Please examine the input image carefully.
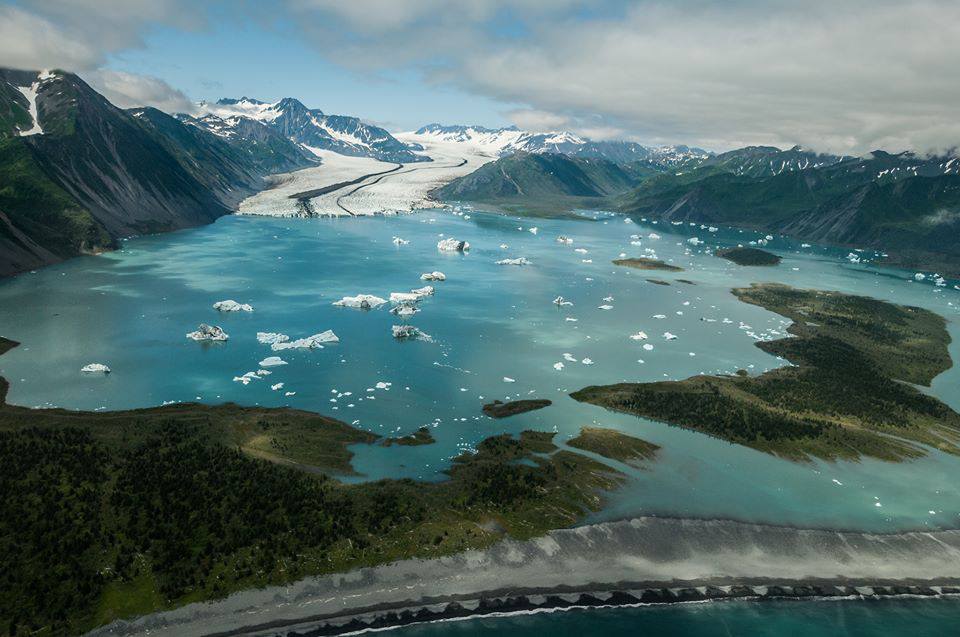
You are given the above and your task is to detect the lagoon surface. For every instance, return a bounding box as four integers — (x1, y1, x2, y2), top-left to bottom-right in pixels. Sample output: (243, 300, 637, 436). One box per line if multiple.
(2, 208, 960, 536)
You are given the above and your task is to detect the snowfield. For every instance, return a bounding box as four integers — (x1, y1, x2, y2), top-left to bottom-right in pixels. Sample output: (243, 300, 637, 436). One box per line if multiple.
(236, 134, 498, 217)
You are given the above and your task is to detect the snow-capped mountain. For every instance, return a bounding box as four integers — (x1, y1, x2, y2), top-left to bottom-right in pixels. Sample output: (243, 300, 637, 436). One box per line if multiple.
(194, 97, 427, 163)
(412, 123, 710, 167)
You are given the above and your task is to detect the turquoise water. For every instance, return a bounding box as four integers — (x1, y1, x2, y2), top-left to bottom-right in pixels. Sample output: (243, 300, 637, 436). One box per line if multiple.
(383, 599, 960, 636)
(1, 209, 959, 533)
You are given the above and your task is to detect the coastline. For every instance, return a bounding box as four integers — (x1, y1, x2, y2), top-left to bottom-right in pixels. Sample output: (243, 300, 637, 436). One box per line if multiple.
(88, 516, 960, 637)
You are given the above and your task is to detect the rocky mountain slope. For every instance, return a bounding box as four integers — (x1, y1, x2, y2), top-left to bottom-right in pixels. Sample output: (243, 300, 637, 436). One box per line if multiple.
(196, 97, 426, 163)
(434, 151, 641, 212)
(621, 149, 960, 273)
(414, 123, 708, 167)
(0, 68, 317, 277)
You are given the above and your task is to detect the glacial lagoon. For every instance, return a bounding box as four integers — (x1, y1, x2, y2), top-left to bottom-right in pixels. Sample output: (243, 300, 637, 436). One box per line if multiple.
(1, 208, 959, 534)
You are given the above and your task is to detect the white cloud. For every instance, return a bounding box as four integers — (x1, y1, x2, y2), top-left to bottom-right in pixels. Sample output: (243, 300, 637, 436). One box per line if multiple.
(86, 70, 196, 113)
(0, 6, 100, 70)
(283, 0, 960, 154)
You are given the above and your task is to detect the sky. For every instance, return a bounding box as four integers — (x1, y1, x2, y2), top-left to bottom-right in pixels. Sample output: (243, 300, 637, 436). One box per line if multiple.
(1, 0, 958, 154)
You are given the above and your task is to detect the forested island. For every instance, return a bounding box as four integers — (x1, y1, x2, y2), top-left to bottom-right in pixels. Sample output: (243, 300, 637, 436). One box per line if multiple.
(0, 338, 656, 636)
(612, 258, 684, 272)
(572, 284, 960, 462)
(716, 247, 782, 266)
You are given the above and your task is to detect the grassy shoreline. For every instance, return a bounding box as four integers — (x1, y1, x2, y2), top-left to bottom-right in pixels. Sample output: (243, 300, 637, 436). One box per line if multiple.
(572, 284, 959, 462)
(0, 338, 655, 636)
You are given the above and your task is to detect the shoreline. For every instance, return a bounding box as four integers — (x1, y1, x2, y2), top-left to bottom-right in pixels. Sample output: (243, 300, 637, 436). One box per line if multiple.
(88, 516, 960, 637)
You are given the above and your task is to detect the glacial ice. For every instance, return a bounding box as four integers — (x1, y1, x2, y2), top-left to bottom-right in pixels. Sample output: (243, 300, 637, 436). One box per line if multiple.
(556, 236, 573, 244)
(80, 363, 111, 374)
(496, 257, 531, 266)
(258, 356, 287, 367)
(553, 296, 573, 306)
(334, 294, 388, 309)
(392, 236, 409, 245)
(392, 325, 432, 341)
(270, 330, 339, 351)
(187, 324, 229, 342)
(213, 300, 254, 312)
(437, 238, 470, 252)
(420, 271, 446, 281)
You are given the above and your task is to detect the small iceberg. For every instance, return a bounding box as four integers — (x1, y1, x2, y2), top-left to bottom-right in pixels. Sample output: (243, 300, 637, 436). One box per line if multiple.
(598, 304, 613, 310)
(410, 285, 434, 297)
(503, 376, 516, 383)
(259, 331, 338, 351)
(556, 236, 573, 244)
(663, 332, 678, 340)
(390, 302, 420, 318)
(392, 325, 432, 341)
(333, 294, 387, 309)
(529, 227, 538, 234)
(553, 296, 573, 306)
(258, 356, 287, 367)
(553, 362, 565, 370)
(629, 331, 648, 341)
(213, 300, 253, 312)
(496, 257, 531, 266)
(270, 382, 284, 391)
(81, 363, 110, 374)
(420, 271, 446, 281)
(437, 237, 470, 252)
(187, 324, 229, 342)
(392, 236, 409, 245)
(581, 358, 594, 365)
(563, 353, 577, 362)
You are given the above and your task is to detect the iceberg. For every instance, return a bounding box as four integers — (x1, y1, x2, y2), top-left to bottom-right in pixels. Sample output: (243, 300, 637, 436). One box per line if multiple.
(663, 332, 678, 340)
(271, 330, 339, 351)
(556, 236, 573, 244)
(233, 371, 260, 385)
(553, 362, 565, 370)
(496, 257, 531, 266)
(390, 302, 420, 318)
(333, 294, 388, 309)
(392, 325, 432, 341)
(258, 356, 287, 367)
(271, 382, 284, 391)
(629, 331, 648, 341)
(410, 285, 435, 297)
(257, 332, 287, 345)
(392, 236, 409, 245)
(563, 353, 577, 362)
(420, 271, 446, 281)
(581, 358, 594, 365)
(390, 286, 433, 303)
(529, 227, 538, 234)
(553, 296, 573, 306)
(80, 363, 110, 374)
(503, 377, 516, 383)
(598, 304, 613, 310)
(213, 300, 253, 312)
(437, 237, 470, 252)
(187, 324, 229, 342)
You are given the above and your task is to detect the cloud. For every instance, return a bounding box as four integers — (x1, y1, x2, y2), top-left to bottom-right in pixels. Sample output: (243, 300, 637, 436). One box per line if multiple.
(0, 1, 206, 113)
(281, 0, 960, 154)
(86, 70, 196, 113)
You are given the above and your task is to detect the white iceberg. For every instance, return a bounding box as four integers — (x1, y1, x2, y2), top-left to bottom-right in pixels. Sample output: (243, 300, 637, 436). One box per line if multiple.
(392, 236, 409, 245)
(503, 376, 516, 383)
(553, 362, 565, 370)
(529, 227, 538, 234)
(258, 356, 287, 367)
(271, 330, 339, 351)
(420, 271, 446, 281)
(233, 371, 260, 385)
(563, 353, 577, 362)
(648, 233, 661, 240)
(598, 304, 613, 310)
(663, 332, 678, 340)
(257, 332, 287, 345)
(187, 324, 229, 342)
(390, 303, 420, 318)
(496, 257, 531, 266)
(213, 300, 253, 312)
(553, 296, 573, 306)
(574, 248, 588, 254)
(556, 236, 573, 244)
(629, 331, 648, 341)
(410, 285, 435, 297)
(270, 382, 284, 391)
(392, 325, 432, 341)
(80, 363, 110, 374)
(581, 358, 594, 365)
(333, 294, 388, 309)
(437, 237, 470, 252)
(390, 286, 433, 304)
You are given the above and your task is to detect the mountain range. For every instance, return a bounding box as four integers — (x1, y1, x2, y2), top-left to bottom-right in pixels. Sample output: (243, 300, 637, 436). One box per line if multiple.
(0, 68, 324, 277)
(188, 97, 426, 163)
(415, 123, 709, 167)
(2, 64, 959, 278)
(437, 144, 960, 274)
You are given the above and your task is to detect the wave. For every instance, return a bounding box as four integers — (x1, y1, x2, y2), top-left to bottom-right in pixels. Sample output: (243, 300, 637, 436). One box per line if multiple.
(88, 517, 960, 637)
